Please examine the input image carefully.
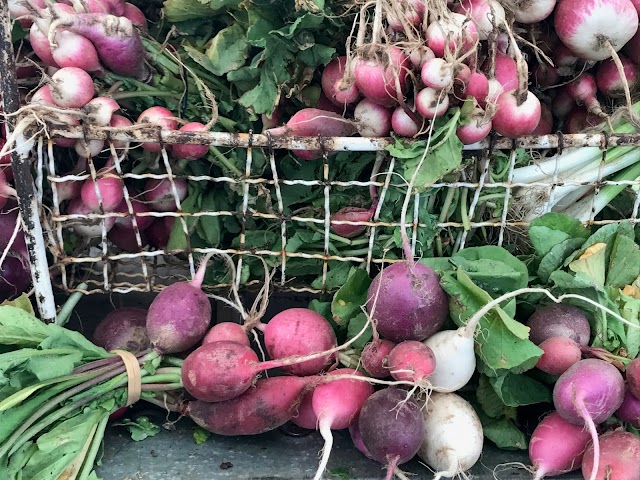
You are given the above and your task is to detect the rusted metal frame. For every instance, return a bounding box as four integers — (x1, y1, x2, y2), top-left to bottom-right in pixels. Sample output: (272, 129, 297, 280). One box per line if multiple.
(0, 5, 56, 322)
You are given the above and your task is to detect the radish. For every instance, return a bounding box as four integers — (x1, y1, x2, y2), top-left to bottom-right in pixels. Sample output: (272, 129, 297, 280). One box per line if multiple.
(315, 92, 343, 114)
(490, 52, 518, 93)
(358, 388, 425, 479)
(146, 252, 214, 354)
(423, 328, 476, 393)
(260, 307, 337, 376)
(108, 225, 148, 252)
(581, 431, 640, 480)
(535, 337, 582, 375)
(291, 391, 318, 430)
(555, 0, 638, 61)
(353, 47, 410, 107)
(109, 114, 133, 149)
(0, 254, 31, 303)
(147, 217, 174, 249)
(417, 392, 483, 479)
(409, 46, 435, 68)
(311, 369, 374, 480)
(566, 107, 602, 133)
(533, 63, 560, 88)
(349, 420, 373, 459)
(528, 411, 592, 480)
(143, 178, 188, 212)
(453, 0, 506, 40)
(353, 98, 392, 137)
(628, 358, 640, 398)
(31, 85, 55, 105)
(554, 44, 581, 76)
(421, 58, 453, 90)
(616, 389, 640, 427)
(67, 197, 116, 238)
(416, 87, 450, 119)
(0, 208, 27, 259)
(502, 0, 556, 23)
(172, 122, 210, 160)
(0, 170, 16, 210)
(75, 138, 105, 158)
(80, 176, 124, 212)
(321, 56, 360, 107)
(29, 23, 58, 67)
(462, 71, 490, 106)
(84, 97, 120, 126)
(264, 108, 357, 159)
(113, 198, 153, 231)
(185, 376, 312, 435)
(532, 103, 553, 135)
(49, 67, 95, 108)
(391, 107, 420, 137)
(596, 55, 638, 98)
(565, 73, 605, 116)
(425, 14, 479, 58)
(486, 78, 504, 104)
(203, 322, 250, 347)
(366, 261, 449, 343)
(456, 107, 492, 144)
(387, 340, 436, 384)
(492, 90, 542, 138)
(387, 4, 422, 31)
(553, 359, 626, 480)
(50, 28, 103, 73)
(49, 11, 150, 79)
(527, 304, 591, 346)
(331, 205, 375, 238)
(123, 2, 147, 31)
(361, 338, 395, 378)
(623, 30, 640, 64)
(137, 107, 178, 152)
(91, 307, 150, 353)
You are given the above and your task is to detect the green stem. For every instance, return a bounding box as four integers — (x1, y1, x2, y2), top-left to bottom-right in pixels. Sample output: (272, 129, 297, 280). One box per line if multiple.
(141, 373, 182, 384)
(438, 186, 457, 224)
(141, 383, 183, 391)
(160, 357, 185, 368)
(460, 187, 471, 231)
(56, 282, 88, 326)
(111, 90, 182, 100)
(154, 367, 182, 375)
(77, 414, 109, 480)
(209, 146, 242, 176)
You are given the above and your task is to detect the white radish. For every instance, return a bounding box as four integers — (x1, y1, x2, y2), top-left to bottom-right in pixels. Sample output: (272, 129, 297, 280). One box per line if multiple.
(417, 392, 484, 480)
(49, 67, 95, 108)
(423, 330, 476, 392)
(502, 0, 557, 24)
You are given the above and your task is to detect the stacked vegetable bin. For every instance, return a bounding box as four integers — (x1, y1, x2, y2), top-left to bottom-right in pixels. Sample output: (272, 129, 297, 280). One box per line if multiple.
(0, 0, 640, 479)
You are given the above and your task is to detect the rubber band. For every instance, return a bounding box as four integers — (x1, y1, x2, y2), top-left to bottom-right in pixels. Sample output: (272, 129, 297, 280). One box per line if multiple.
(110, 349, 142, 406)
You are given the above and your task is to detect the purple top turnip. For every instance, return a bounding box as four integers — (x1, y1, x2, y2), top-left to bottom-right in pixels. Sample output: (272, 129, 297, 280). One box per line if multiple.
(527, 304, 591, 346)
(92, 307, 150, 353)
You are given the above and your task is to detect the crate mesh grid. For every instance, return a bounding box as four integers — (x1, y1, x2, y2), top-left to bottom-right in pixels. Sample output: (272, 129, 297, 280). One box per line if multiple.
(35, 125, 640, 297)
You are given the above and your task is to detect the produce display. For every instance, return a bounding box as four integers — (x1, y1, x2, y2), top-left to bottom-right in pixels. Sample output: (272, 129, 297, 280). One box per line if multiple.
(0, 0, 640, 479)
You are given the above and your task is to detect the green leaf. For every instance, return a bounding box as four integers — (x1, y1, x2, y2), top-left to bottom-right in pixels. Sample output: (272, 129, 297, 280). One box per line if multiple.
(163, 0, 214, 22)
(477, 375, 507, 418)
(115, 416, 161, 442)
(537, 238, 587, 284)
(205, 23, 250, 75)
(569, 243, 607, 288)
(452, 246, 529, 294)
(0, 307, 51, 347)
(193, 426, 211, 445)
(331, 268, 372, 326)
(346, 313, 373, 350)
(167, 191, 202, 251)
(308, 299, 332, 323)
(488, 373, 551, 407)
(0, 294, 35, 316)
(198, 191, 221, 246)
(607, 234, 640, 289)
(27, 352, 84, 382)
(618, 292, 640, 358)
(311, 261, 352, 291)
(528, 213, 589, 258)
(478, 414, 527, 450)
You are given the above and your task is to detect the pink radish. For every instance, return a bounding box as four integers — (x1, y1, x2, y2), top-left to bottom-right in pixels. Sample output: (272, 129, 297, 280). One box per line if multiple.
(137, 106, 177, 152)
(453, 0, 506, 40)
(461, 71, 490, 106)
(533, 63, 560, 88)
(261, 308, 337, 376)
(311, 369, 374, 480)
(80, 176, 124, 212)
(421, 58, 453, 90)
(409, 46, 436, 68)
(321, 56, 360, 107)
(623, 30, 640, 64)
(596, 55, 638, 97)
(109, 114, 133, 149)
(491, 52, 518, 92)
(49, 67, 95, 108)
(123, 2, 147, 31)
(147, 252, 214, 354)
(291, 391, 318, 430)
(331, 205, 374, 238)
(387, 4, 422, 31)
(315, 92, 343, 114)
(554, 44, 580, 76)
(353, 47, 410, 107)
(387, 340, 436, 384)
(361, 338, 395, 378)
(628, 358, 640, 398)
(31, 85, 54, 105)
(67, 197, 116, 238)
(566, 107, 602, 133)
(172, 122, 210, 160)
(553, 359, 626, 480)
(29, 23, 58, 67)
(114, 198, 153, 231)
(143, 178, 188, 212)
(264, 108, 356, 160)
(108, 225, 148, 252)
(554, 0, 638, 61)
(535, 337, 582, 375)
(49, 11, 150, 79)
(50, 27, 103, 73)
(456, 107, 492, 144)
(502, 0, 556, 23)
(75, 139, 104, 158)
(552, 90, 576, 119)
(486, 78, 504, 104)
(529, 411, 592, 480)
(581, 431, 640, 480)
(391, 107, 421, 137)
(565, 73, 605, 116)
(203, 322, 250, 347)
(416, 88, 450, 119)
(492, 90, 542, 138)
(616, 389, 640, 427)
(426, 14, 479, 58)
(531, 103, 553, 135)
(353, 98, 392, 137)
(84, 97, 120, 126)
(147, 217, 174, 249)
